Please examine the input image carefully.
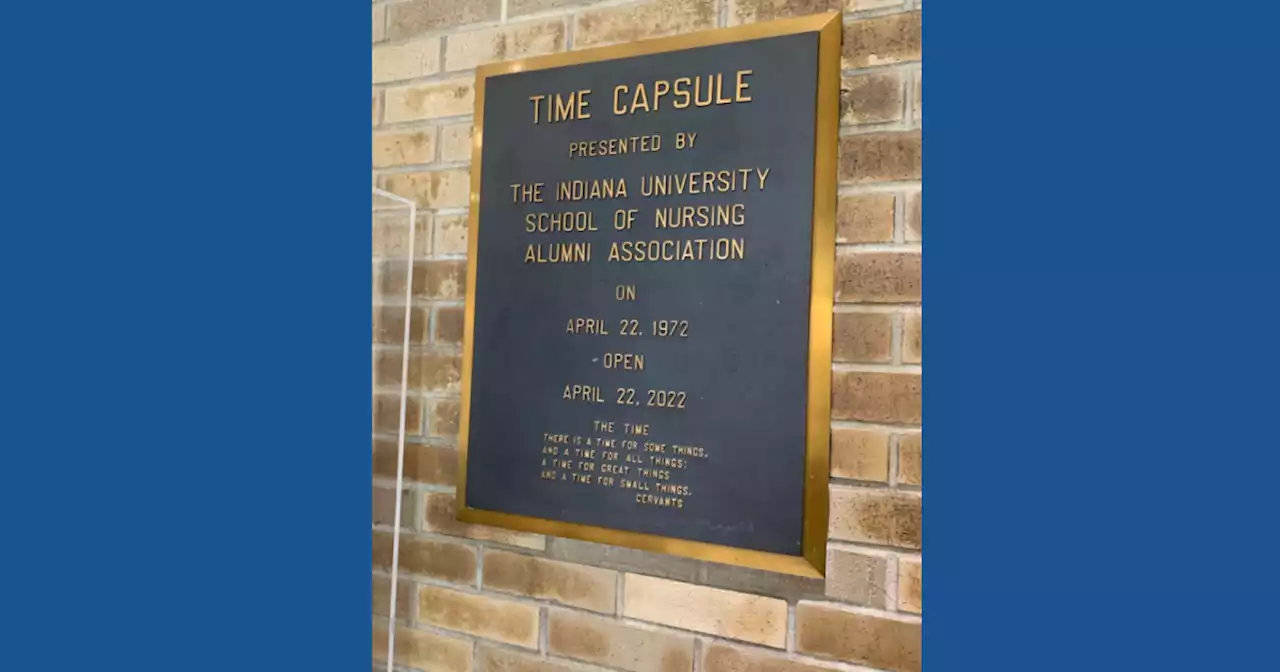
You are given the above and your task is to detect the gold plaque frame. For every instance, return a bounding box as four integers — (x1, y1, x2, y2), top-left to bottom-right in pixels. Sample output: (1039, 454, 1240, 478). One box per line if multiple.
(456, 12, 840, 578)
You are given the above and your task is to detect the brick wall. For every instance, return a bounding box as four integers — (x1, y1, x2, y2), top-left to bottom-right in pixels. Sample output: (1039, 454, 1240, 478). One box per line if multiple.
(373, 1, 922, 670)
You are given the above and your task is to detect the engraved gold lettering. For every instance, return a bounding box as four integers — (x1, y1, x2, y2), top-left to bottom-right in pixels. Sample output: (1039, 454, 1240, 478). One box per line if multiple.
(654, 482, 692, 496)
(714, 73, 731, 104)
(526, 211, 598, 233)
(629, 84, 649, 114)
(612, 85, 628, 115)
(563, 385, 604, 403)
(651, 320, 689, 338)
(639, 169, 772, 196)
(556, 178, 628, 201)
(616, 388, 637, 406)
(672, 77, 692, 108)
(510, 183, 545, 203)
(672, 444, 707, 458)
(649, 455, 687, 468)
(652, 79, 670, 110)
(554, 92, 575, 121)
(693, 75, 713, 107)
(524, 242, 592, 264)
(556, 71, 751, 122)
(636, 493, 683, 508)
(567, 318, 608, 335)
(529, 95, 545, 123)
(567, 136, 661, 159)
(603, 352, 645, 371)
(607, 238, 745, 262)
(654, 204, 745, 228)
(646, 390, 687, 409)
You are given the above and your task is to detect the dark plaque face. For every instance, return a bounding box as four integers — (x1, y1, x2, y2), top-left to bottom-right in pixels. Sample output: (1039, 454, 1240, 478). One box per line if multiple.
(459, 15, 838, 576)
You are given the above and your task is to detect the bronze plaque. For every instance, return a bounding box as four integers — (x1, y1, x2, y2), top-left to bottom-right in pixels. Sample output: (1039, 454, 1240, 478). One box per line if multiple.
(457, 14, 840, 577)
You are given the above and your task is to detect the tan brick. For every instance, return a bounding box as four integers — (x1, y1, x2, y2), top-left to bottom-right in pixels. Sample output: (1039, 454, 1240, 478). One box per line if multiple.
(372, 486, 415, 528)
(835, 193, 895, 244)
(727, 0, 841, 26)
(374, 128, 436, 168)
(434, 213, 469, 255)
(372, 212, 430, 259)
(830, 427, 889, 481)
(835, 252, 921, 303)
(403, 259, 467, 299)
(444, 20, 566, 72)
(372, 573, 413, 620)
(840, 72, 904, 126)
(418, 259, 467, 298)
(387, 0, 502, 41)
(484, 549, 617, 613)
(439, 124, 473, 163)
(373, 5, 386, 44)
(832, 312, 892, 362)
(829, 487, 921, 549)
(548, 608, 694, 672)
(544, 537, 701, 582)
(430, 399, 460, 437)
(838, 131, 921, 184)
(373, 621, 472, 672)
(700, 562, 825, 602)
(842, 11, 921, 69)
(574, 0, 717, 49)
(902, 313, 921, 363)
(702, 641, 837, 672)
(372, 350, 460, 393)
(510, 0, 597, 19)
(423, 492, 546, 550)
(476, 644, 584, 672)
(418, 584, 539, 648)
(381, 169, 471, 209)
(372, 438, 458, 486)
(845, 0, 904, 10)
(373, 91, 379, 127)
(898, 557, 922, 613)
(897, 433, 921, 486)
(420, 352, 462, 393)
(905, 191, 921, 240)
(400, 351, 458, 392)
(434, 306, 465, 345)
(372, 530, 478, 584)
(831, 371, 921, 424)
(623, 575, 787, 648)
(373, 38, 441, 84)
(825, 547, 890, 607)
(911, 68, 922, 123)
(373, 258, 404, 294)
(373, 393, 424, 435)
(384, 80, 474, 124)
(795, 602, 921, 672)
(373, 306, 427, 345)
